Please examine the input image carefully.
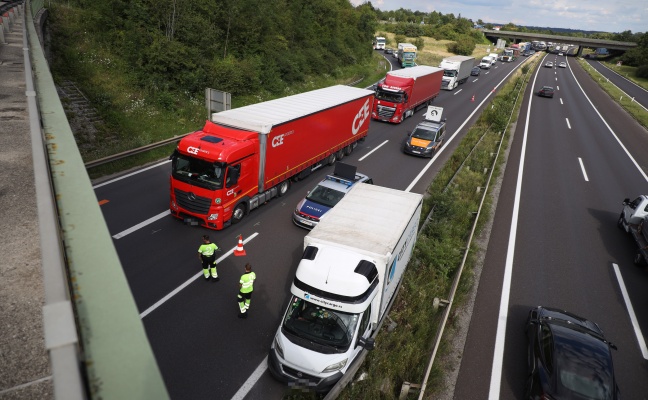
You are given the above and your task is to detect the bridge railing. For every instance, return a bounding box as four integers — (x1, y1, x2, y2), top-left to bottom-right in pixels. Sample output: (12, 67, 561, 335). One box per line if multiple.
(24, 1, 169, 398)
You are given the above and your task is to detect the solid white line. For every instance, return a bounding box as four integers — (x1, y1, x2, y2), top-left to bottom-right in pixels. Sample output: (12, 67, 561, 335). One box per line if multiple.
(140, 232, 259, 319)
(230, 356, 269, 400)
(566, 118, 571, 130)
(112, 210, 170, 239)
(358, 140, 388, 161)
(578, 157, 589, 181)
(612, 263, 648, 359)
(488, 55, 539, 400)
(454, 89, 463, 95)
(93, 160, 170, 189)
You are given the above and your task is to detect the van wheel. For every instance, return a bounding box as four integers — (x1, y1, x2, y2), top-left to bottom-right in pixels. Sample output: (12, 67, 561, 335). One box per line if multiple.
(327, 153, 337, 165)
(344, 145, 353, 156)
(231, 203, 246, 224)
(278, 180, 290, 197)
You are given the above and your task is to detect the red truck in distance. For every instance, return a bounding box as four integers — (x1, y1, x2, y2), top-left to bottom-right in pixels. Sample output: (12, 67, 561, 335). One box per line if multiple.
(169, 85, 374, 230)
(372, 65, 444, 124)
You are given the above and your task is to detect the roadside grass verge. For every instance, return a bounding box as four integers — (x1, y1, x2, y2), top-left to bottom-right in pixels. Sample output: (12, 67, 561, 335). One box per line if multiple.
(577, 58, 648, 130)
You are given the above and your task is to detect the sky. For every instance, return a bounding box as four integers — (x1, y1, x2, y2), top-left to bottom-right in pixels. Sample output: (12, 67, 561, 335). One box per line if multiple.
(350, 0, 647, 34)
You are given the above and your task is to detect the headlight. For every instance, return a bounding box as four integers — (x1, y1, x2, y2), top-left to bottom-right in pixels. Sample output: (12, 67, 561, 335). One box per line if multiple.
(274, 337, 284, 359)
(171, 201, 177, 210)
(322, 358, 348, 373)
(208, 213, 219, 221)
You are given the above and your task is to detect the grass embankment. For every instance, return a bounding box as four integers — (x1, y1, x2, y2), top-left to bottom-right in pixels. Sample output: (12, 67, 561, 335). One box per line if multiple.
(284, 54, 541, 400)
(577, 58, 648, 130)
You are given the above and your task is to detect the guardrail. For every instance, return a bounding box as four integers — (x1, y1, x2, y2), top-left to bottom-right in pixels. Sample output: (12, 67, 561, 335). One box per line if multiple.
(23, 1, 169, 398)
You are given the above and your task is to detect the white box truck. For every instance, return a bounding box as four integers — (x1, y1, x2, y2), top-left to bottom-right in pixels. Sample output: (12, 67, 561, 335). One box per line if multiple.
(439, 55, 475, 90)
(268, 183, 423, 392)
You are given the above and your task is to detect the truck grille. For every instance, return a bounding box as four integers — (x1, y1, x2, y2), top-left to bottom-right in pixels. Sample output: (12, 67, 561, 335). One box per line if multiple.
(174, 188, 211, 214)
(441, 80, 449, 88)
(376, 105, 395, 119)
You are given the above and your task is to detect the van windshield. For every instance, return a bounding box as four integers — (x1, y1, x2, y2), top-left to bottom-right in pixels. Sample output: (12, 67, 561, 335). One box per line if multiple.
(282, 296, 359, 349)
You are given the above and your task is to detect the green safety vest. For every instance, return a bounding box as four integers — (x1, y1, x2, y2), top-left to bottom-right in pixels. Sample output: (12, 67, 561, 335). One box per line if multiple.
(240, 272, 256, 293)
(198, 243, 218, 257)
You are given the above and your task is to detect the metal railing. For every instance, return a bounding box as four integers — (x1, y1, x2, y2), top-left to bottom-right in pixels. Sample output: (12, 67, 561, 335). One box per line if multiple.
(24, 1, 169, 398)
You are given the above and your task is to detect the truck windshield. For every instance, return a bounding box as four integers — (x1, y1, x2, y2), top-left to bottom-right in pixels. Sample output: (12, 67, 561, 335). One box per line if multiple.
(282, 296, 359, 349)
(443, 70, 457, 77)
(171, 153, 225, 190)
(375, 88, 404, 103)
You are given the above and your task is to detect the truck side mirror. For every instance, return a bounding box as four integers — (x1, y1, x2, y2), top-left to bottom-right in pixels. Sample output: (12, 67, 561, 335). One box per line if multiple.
(623, 198, 630, 205)
(358, 337, 375, 350)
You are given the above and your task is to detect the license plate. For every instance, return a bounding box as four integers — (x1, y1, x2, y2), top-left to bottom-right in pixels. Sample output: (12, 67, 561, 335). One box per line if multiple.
(412, 151, 420, 154)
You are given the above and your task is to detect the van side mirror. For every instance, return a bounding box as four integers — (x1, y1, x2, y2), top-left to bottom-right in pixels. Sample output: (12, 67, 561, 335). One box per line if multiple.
(358, 337, 375, 350)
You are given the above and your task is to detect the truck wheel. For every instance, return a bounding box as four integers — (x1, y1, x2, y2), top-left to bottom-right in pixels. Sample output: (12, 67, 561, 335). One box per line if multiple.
(336, 149, 345, 161)
(344, 145, 353, 156)
(617, 215, 625, 229)
(277, 180, 290, 197)
(327, 153, 337, 165)
(231, 203, 246, 225)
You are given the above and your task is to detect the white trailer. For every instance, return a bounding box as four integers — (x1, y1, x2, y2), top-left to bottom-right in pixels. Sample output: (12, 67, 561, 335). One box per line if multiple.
(268, 183, 423, 392)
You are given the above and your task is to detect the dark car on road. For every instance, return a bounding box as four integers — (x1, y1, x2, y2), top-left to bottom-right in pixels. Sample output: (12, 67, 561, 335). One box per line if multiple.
(537, 86, 554, 98)
(525, 306, 620, 400)
(470, 66, 481, 76)
(384, 48, 393, 54)
(403, 118, 446, 158)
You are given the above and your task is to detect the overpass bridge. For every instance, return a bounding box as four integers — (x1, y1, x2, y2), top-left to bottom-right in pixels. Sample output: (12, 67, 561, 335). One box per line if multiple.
(482, 29, 637, 56)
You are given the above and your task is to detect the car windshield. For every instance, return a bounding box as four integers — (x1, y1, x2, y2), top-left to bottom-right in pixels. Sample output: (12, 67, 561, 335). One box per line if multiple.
(412, 126, 437, 141)
(171, 153, 225, 190)
(306, 185, 346, 207)
(375, 88, 404, 103)
(282, 296, 359, 349)
(554, 326, 615, 400)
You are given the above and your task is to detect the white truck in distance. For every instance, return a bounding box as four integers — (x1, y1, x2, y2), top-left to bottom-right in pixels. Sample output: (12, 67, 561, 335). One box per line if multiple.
(268, 183, 423, 392)
(439, 55, 475, 90)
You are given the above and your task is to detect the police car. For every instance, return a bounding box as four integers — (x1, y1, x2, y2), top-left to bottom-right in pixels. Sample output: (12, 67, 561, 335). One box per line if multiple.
(292, 163, 373, 229)
(403, 106, 446, 158)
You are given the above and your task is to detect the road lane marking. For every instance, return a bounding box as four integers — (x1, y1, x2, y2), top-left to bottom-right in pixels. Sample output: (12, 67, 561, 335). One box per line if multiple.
(612, 263, 648, 359)
(566, 118, 571, 129)
(472, 78, 479, 83)
(560, 98, 563, 105)
(454, 89, 463, 95)
(488, 56, 540, 400)
(93, 160, 170, 189)
(112, 210, 170, 239)
(578, 158, 589, 181)
(557, 85, 560, 91)
(358, 140, 388, 161)
(140, 232, 259, 319)
(230, 356, 268, 400)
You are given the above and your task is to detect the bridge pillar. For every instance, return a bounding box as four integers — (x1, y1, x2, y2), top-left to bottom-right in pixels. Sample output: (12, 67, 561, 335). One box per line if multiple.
(577, 46, 583, 57)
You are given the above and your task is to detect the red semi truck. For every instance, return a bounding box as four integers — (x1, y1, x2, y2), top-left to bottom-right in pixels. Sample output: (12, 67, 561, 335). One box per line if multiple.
(372, 65, 444, 124)
(169, 85, 374, 230)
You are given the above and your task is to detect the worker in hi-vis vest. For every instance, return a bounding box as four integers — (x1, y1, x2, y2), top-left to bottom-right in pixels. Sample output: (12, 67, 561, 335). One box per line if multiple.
(197, 235, 219, 281)
(237, 263, 256, 318)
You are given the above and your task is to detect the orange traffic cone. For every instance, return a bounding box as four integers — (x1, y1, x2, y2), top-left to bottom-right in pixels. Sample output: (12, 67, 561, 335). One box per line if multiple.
(471, 94, 475, 102)
(234, 234, 246, 256)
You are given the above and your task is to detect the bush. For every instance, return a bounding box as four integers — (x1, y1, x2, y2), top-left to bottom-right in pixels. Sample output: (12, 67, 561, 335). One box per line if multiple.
(447, 35, 475, 56)
(637, 65, 648, 78)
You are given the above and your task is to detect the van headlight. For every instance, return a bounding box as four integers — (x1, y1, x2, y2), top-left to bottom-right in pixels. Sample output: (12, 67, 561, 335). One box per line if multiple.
(322, 358, 348, 373)
(274, 337, 284, 359)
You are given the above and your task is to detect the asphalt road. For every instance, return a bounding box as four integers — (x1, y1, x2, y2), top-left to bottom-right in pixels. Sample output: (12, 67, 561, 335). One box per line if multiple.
(585, 58, 648, 110)
(94, 53, 535, 399)
(454, 52, 648, 399)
